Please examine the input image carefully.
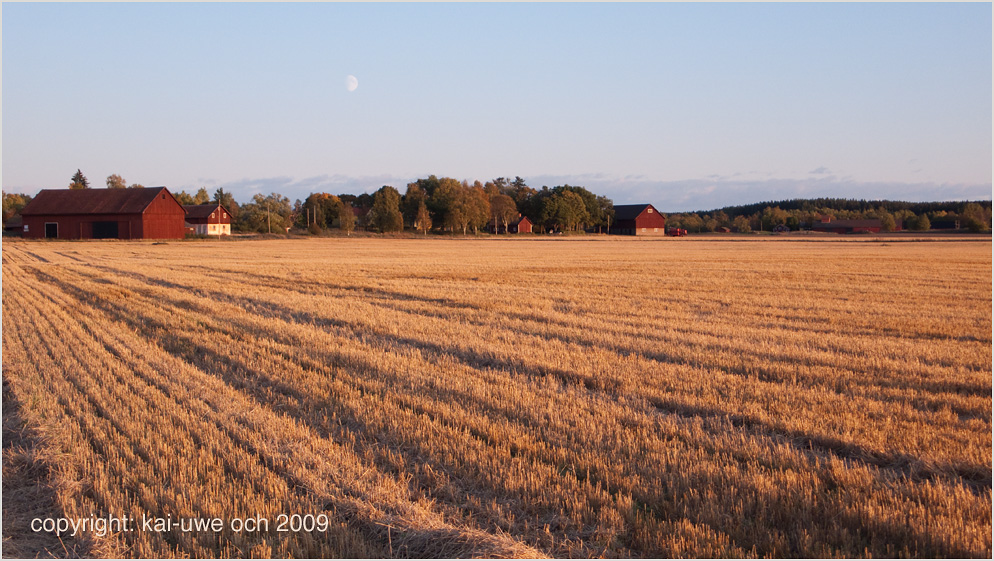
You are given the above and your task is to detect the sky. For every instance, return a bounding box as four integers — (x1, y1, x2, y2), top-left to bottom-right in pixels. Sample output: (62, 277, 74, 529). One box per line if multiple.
(3, 2, 991, 211)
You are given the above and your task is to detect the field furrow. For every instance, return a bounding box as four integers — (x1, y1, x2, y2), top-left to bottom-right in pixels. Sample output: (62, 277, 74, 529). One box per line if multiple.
(2, 238, 990, 558)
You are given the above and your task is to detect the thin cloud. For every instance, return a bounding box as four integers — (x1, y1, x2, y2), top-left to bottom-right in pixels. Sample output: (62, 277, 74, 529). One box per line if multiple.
(183, 172, 991, 213)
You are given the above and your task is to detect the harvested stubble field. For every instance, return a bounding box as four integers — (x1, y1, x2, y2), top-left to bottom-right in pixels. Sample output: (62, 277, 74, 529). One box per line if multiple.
(1, 236, 991, 559)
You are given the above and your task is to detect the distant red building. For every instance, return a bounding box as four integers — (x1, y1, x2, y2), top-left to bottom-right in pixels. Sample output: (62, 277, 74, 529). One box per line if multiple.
(489, 214, 533, 234)
(509, 215, 532, 234)
(609, 204, 666, 235)
(183, 203, 232, 236)
(19, 187, 187, 240)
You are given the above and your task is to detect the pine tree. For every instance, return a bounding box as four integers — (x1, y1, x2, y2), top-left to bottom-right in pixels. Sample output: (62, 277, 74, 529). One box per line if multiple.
(69, 169, 90, 189)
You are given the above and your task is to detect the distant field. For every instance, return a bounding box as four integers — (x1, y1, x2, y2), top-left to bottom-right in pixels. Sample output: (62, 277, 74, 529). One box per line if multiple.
(2, 237, 991, 558)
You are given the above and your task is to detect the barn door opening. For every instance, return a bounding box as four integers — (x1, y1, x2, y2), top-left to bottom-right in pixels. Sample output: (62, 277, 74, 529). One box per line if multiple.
(44, 223, 58, 238)
(92, 221, 119, 239)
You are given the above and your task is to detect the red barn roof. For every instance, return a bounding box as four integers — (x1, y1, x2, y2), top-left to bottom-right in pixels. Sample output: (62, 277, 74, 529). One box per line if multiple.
(20, 187, 183, 216)
(613, 204, 659, 221)
(182, 203, 229, 219)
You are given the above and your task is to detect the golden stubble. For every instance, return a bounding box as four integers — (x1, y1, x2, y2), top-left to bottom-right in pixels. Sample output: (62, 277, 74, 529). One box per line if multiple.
(2, 237, 990, 558)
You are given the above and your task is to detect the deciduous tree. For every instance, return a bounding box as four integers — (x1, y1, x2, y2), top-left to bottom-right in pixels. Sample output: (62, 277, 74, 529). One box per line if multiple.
(415, 200, 432, 235)
(193, 188, 210, 204)
(239, 193, 292, 233)
(2, 191, 31, 223)
(301, 193, 343, 229)
(732, 215, 751, 233)
(106, 174, 127, 189)
(174, 191, 196, 205)
(490, 194, 518, 233)
(465, 181, 491, 234)
(368, 186, 403, 233)
(908, 213, 931, 231)
(338, 201, 355, 235)
(402, 183, 427, 228)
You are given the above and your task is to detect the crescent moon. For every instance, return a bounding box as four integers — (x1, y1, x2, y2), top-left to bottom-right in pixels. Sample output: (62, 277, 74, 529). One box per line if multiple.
(345, 75, 358, 92)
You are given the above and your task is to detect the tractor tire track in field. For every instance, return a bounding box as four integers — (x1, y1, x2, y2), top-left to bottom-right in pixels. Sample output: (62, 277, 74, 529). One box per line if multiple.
(110, 260, 993, 411)
(80, 260, 991, 490)
(4, 239, 990, 558)
(25, 261, 988, 558)
(10, 264, 544, 559)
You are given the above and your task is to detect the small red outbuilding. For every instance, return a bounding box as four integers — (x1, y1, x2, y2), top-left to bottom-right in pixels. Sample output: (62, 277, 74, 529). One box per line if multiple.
(509, 215, 532, 234)
(19, 187, 187, 240)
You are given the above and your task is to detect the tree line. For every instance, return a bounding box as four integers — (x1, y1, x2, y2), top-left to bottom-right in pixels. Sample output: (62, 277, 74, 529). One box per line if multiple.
(667, 199, 992, 234)
(176, 175, 618, 236)
(1, 171, 991, 234)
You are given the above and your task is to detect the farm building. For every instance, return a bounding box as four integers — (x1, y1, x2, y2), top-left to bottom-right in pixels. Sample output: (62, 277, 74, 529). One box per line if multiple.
(19, 187, 187, 240)
(930, 219, 960, 230)
(609, 204, 666, 235)
(489, 214, 533, 234)
(509, 215, 532, 234)
(184, 203, 232, 236)
(811, 218, 903, 234)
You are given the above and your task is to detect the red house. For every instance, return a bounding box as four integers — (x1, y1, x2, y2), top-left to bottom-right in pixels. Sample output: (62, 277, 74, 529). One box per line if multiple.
(609, 204, 666, 235)
(509, 215, 532, 234)
(489, 214, 533, 234)
(19, 187, 187, 240)
(183, 203, 232, 236)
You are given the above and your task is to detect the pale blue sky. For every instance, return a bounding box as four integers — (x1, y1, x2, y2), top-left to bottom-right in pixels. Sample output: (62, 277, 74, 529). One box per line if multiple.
(3, 2, 991, 211)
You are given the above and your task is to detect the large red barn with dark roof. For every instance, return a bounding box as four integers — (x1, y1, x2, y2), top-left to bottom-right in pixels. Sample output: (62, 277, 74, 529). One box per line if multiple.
(19, 187, 187, 240)
(609, 203, 666, 235)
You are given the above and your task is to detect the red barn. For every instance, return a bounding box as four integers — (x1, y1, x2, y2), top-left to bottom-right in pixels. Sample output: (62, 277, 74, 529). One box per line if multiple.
(609, 204, 666, 235)
(19, 187, 187, 240)
(509, 215, 532, 234)
(183, 203, 232, 235)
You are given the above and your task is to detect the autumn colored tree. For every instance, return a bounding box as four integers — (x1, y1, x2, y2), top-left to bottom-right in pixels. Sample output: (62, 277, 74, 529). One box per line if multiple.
(173, 191, 196, 205)
(415, 200, 432, 235)
(490, 194, 518, 233)
(106, 174, 127, 189)
(465, 181, 491, 234)
(2, 191, 32, 223)
(732, 215, 752, 233)
(302, 193, 343, 230)
(193, 187, 211, 204)
(338, 201, 355, 235)
(961, 202, 990, 232)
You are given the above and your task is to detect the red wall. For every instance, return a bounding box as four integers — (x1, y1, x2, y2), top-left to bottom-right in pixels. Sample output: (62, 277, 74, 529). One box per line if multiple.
(22, 214, 144, 239)
(635, 208, 666, 230)
(140, 191, 187, 239)
(22, 192, 186, 240)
